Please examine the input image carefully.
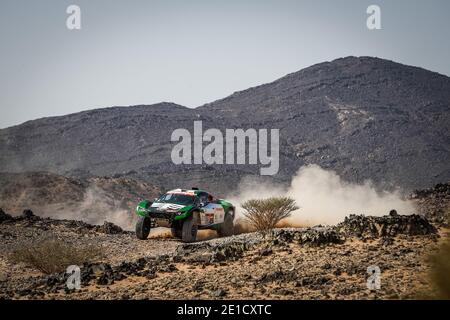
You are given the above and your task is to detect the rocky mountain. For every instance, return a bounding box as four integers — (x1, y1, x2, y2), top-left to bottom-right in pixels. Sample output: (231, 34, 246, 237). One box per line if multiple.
(1, 56, 449, 195)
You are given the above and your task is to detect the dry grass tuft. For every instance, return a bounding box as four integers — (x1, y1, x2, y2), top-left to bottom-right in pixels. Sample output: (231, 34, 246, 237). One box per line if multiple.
(427, 237, 450, 299)
(9, 240, 103, 274)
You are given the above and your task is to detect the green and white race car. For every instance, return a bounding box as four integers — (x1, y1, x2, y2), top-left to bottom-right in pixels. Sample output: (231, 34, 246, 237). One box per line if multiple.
(135, 188, 235, 242)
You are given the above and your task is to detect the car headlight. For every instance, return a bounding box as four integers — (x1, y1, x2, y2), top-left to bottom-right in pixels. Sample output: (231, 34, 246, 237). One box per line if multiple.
(136, 206, 147, 212)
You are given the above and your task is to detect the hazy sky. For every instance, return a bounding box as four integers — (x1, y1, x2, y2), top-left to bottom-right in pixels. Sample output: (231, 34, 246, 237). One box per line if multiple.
(1, 0, 449, 128)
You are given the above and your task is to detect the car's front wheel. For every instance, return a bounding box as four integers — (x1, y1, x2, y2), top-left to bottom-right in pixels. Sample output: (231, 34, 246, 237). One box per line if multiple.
(136, 216, 151, 240)
(181, 215, 198, 243)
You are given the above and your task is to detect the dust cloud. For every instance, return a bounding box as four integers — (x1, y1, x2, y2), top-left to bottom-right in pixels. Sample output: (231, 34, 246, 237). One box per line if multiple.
(39, 165, 415, 231)
(228, 165, 415, 226)
(41, 186, 137, 231)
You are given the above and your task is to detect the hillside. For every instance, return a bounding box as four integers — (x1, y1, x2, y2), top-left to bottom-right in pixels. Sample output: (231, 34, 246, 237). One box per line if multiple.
(0, 56, 449, 194)
(0, 172, 161, 229)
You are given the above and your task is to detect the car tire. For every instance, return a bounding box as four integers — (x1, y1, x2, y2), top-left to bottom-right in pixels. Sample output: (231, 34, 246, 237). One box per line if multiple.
(217, 210, 234, 237)
(136, 216, 151, 240)
(181, 215, 198, 243)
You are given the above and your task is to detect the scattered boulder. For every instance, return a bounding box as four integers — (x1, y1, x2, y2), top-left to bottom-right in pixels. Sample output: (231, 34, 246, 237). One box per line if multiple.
(412, 182, 450, 226)
(413, 182, 450, 198)
(175, 226, 348, 265)
(380, 236, 395, 246)
(96, 221, 123, 235)
(336, 214, 437, 239)
(158, 263, 177, 273)
(256, 270, 298, 284)
(211, 241, 250, 262)
(175, 238, 254, 264)
(210, 289, 227, 298)
(0, 208, 13, 223)
(21, 209, 37, 220)
(64, 220, 97, 232)
(88, 263, 112, 277)
(17, 256, 175, 295)
(258, 248, 273, 256)
(271, 227, 345, 246)
(389, 209, 398, 217)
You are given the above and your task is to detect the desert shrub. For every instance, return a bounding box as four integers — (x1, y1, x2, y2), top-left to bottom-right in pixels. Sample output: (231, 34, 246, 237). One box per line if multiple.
(241, 197, 299, 234)
(9, 240, 103, 274)
(427, 238, 450, 299)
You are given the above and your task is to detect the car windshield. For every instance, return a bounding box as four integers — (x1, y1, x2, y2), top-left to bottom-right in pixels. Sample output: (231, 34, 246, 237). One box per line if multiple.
(156, 193, 195, 205)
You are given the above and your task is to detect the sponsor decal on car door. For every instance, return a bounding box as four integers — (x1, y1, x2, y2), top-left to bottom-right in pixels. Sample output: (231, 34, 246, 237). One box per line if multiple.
(201, 203, 225, 225)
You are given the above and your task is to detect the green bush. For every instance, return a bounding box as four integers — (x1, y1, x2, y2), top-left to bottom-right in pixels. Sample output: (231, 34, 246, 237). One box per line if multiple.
(241, 197, 299, 234)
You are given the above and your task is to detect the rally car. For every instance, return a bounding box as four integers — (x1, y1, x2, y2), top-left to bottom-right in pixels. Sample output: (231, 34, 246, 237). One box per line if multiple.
(135, 188, 235, 242)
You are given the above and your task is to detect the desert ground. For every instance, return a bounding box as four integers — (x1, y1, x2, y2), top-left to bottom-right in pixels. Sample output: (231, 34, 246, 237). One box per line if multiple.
(0, 207, 446, 300)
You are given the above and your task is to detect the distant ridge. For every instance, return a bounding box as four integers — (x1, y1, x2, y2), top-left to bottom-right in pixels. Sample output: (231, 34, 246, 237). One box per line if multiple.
(1, 56, 449, 195)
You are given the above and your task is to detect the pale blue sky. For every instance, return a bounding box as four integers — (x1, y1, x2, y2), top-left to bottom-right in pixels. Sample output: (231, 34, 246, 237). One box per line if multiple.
(0, 0, 449, 128)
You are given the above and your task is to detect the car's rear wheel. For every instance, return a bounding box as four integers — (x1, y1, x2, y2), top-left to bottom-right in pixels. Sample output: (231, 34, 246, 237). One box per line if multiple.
(181, 215, 198, 243)
(171, 227, 182, 238)
(136, 216, 151, 240)
(217, 210, 234, 237)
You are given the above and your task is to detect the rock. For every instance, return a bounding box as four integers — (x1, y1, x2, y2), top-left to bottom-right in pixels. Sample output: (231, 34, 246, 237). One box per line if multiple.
(192, 281, 204, 292)
(336, 214, 437, 238)
(210, 289, 227, 298)
(257, 270, 298, 284)
(0, 273, 8, 282)
(298, 227, 345, 246)
(259, 248, 273, 256)
(143, 270, 157, 280)
(175, 237, 254, 263)
(380, 237, 395, 246)
(271, 227, 345, 246)
(96, 273, 114, 286)
(22, 209, 37, 220)
(0, 209, 13, 223)
(274, 288, 293, 296)
(389, 210, 398, 217)
(413, 182, 450, 226)
(89, 263, 112, 277)
(116, 260, 146, 275)
(96, 221, 123, 234)
(114, 273, 126, 281)
(158, 264, 177, 273)
(211, 241, 250, 262)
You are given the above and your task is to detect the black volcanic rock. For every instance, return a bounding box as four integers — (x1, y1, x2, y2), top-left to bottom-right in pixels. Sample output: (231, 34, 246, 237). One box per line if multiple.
(0, 208, 13, 223)
(22, 209, 36, 219)
(413, 182, 450, 225)
(0, 57, 449, 194)
(336, 214, 437, 238)
(271, 227, 345, 246)
(95, 221, 124, 235)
